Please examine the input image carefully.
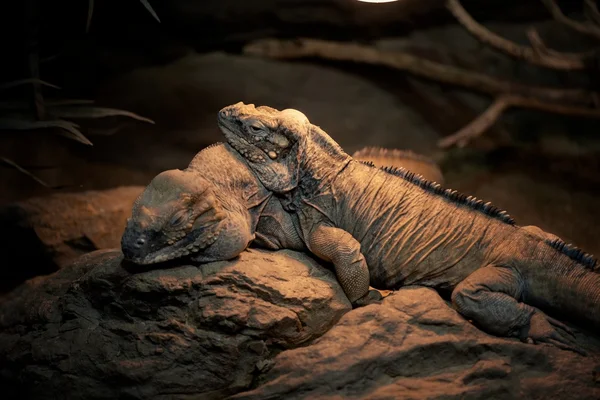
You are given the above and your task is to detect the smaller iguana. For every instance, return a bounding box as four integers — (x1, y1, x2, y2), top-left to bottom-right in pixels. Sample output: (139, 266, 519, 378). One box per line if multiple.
(218, 102, 599, 354)
(121, 142, 438, 264)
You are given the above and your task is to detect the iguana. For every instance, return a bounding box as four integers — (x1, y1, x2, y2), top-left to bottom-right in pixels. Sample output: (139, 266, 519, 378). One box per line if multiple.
(121, 141, 439, 264)
(121, 142, 303, 265)
(218, 101, 599, 354)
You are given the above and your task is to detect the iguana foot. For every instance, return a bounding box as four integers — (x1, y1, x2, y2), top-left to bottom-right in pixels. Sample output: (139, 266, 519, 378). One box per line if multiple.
(521, 312, 587, 356)
(352, 289, 383, 308)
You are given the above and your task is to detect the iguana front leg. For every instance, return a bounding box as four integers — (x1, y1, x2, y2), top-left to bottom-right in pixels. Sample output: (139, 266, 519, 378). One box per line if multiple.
(306, 225, 382, 307)
(451, 265, 585, 354)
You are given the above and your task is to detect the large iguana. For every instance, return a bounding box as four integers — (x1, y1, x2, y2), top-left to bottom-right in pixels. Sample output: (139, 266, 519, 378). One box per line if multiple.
(217, 102, 599, 354)
(121, 141, 438, 264)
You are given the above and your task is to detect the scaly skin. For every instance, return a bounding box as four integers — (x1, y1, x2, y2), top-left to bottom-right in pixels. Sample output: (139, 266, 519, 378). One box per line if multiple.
(218, 102, 600, 354)
(121, 141, 437, 264)
(121, 142, 305, 265)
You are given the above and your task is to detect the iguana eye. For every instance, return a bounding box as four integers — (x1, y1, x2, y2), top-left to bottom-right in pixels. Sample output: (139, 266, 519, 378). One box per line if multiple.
(249, 124, 264, 133)
(169, 210, 188, 227)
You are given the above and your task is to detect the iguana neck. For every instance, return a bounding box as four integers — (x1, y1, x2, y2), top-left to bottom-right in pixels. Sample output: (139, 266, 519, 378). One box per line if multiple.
(297, 125, 352, 194)
(187, 142, 272, 230)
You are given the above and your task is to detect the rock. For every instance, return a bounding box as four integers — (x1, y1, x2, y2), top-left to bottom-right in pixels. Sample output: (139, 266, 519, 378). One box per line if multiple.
(233, 287, 600, 400)
(0, 248, 350, 399)
(0, 186, 143, 292)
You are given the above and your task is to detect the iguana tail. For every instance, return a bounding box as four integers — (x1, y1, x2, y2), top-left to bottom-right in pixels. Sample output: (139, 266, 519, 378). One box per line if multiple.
(523, 238, 600, 330)
(352, 147, 444, 184)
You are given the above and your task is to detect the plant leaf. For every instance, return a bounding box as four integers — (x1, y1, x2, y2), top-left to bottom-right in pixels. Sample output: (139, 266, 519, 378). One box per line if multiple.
(46, 99, 95, 106)
(86, 0, 94, 33)
(0, 118, 93, 145)
(0, 156, 52, 187)
(139, 0, 161, 23)
(0, 79, 61, 90)
(0, 99, 94, 110)
(49, 106, 155, 124)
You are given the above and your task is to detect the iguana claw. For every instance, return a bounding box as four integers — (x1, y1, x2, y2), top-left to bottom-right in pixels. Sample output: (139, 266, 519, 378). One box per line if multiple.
(523, 312, 587, 356)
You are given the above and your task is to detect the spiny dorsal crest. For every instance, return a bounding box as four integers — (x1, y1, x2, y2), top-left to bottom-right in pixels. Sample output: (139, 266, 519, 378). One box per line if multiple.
(545, 238, 597, 270)
(378, 165, 516, 225)
(353, 147, 438, 166)
(359, 160, 376, 167)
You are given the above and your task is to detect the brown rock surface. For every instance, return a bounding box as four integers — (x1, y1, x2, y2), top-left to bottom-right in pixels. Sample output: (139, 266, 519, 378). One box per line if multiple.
(0, 248, 350, 399)
(233, 287, 600, 400)
(0, 187, 143, 291)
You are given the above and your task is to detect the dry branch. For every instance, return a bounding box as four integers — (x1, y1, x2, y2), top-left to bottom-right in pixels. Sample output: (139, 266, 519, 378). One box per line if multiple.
(525, 27, 599, 65)
(541, 0, 600, 40)
(244, 37, 600, 149)
(438, 95, 600, 148)
(584, 0, 600, 26)
(244, 38, 597, 105)
(446, 0, 594, 70)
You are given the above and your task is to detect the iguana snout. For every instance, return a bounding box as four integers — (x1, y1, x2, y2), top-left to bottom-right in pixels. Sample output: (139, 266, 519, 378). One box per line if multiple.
(217, 102, 307, 193)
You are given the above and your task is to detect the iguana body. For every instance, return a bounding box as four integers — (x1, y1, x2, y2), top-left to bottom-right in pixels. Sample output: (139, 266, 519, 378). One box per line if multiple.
(121, 142, 437, 264)
(218, 102, 599, 353)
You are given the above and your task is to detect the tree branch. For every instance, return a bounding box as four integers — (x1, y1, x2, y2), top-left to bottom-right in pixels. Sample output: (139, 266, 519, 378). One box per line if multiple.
(541, 0, 600, 40)
(243, 38, 598, 104)
(438, 95, 600, 148)
(584, 0, 600, 27)
(525, 27, 596, 60)
(446, 0, 594, 70)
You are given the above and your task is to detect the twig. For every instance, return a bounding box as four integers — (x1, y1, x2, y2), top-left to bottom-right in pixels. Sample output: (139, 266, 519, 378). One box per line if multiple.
(584, 0, 600, 27)
(243, 38, 598, 104)
(526, 28, 592, 59)
(446, 0, 593, 70)
(438, 95, 600, 148)
(541, 0, 600, 41)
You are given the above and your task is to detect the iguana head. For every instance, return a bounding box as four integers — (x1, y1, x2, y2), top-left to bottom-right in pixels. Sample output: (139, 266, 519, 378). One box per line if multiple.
(217, 102, 309, 193)
(121, 169, 230, 264)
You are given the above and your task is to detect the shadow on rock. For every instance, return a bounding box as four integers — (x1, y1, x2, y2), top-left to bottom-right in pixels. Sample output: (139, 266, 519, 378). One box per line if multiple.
(0, 248, 350, 399)
(233, 287, 600, 400)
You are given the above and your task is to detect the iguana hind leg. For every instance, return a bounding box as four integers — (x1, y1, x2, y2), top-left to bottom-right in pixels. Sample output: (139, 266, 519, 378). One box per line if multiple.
(451, 265, 585, 355)
(306, 225, 382, 307)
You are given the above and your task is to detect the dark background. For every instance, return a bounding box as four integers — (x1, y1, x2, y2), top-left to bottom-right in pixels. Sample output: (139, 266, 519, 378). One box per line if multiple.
(1, 0, 599, 254)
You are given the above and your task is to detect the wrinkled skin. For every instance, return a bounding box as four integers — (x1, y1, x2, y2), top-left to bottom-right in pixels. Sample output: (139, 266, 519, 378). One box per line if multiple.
(122, 142, 313, 266)
(218, 102, 599, 355)
(121, 169, 254, 264)
(121, 139, 442, 269)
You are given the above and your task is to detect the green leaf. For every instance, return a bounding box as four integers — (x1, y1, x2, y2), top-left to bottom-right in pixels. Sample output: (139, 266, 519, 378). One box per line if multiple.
(0, 118, 93, 145)
(0, 156, 52, 187)
(139, 0, 161, 23)
(49, 106, 155, 124)
(0, 79, 61, 90)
